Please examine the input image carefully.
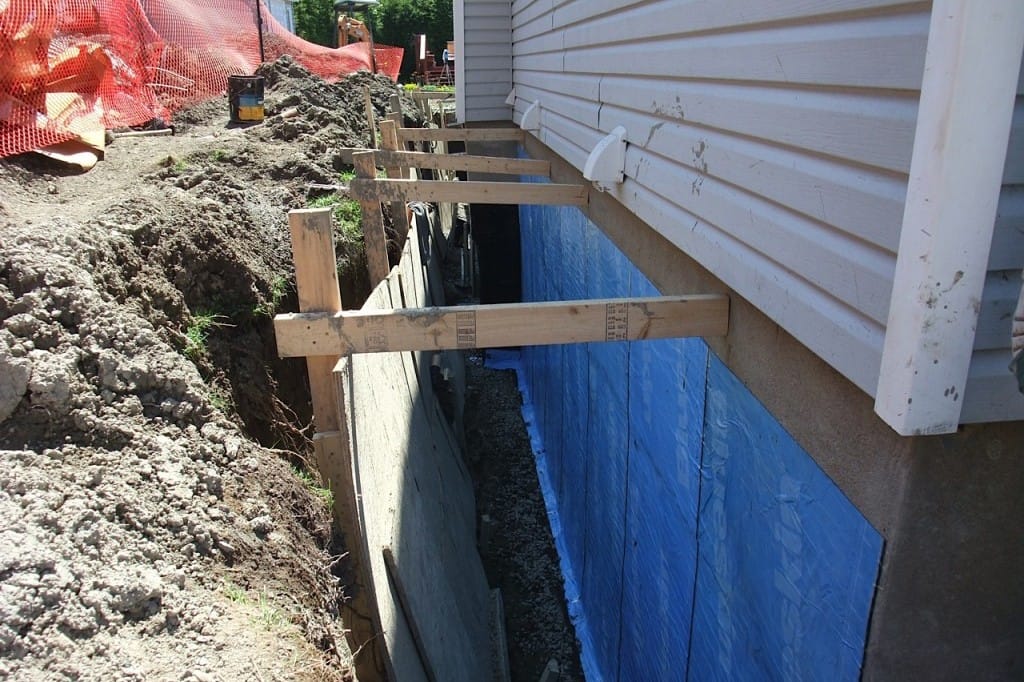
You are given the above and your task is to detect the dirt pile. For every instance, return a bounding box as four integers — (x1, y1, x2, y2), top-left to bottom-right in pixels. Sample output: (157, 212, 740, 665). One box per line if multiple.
(0, 58, 419, 681)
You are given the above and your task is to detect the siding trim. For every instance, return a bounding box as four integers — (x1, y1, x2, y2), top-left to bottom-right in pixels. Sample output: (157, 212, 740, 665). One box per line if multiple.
(875, 0, 1024, 435)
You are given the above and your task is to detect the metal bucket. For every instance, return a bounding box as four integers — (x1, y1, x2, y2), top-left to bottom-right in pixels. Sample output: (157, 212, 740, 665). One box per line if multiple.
(228, 75, 264, 123)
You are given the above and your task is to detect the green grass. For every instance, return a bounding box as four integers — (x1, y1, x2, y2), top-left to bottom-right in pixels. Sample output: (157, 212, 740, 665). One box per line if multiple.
(293, 466, 334, 510)
(253, 275, 289, 318)
(222, 582, 287, 632)
(209, 148, 229, 162)
(255, 592, 286, 631)
(184, 310, 226, 361)
(307, 191, 363, 243)
(223, 580, 249, 604)
(172, 157, 188, 173)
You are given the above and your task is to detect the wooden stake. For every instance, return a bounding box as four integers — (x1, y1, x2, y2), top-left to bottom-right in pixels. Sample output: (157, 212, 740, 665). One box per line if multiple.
(274, 295, 730, 357)
(363, 87, 377, 149)
(379, 119, 410, 236)
(349, 178, 587, 206)
(352, 151, 392, 285)
(287, 208, 385, 679)
(359, 150, 549, 176)
(397, 127, 525, 144)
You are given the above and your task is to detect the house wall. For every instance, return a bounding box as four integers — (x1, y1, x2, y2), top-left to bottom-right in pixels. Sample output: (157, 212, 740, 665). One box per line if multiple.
(504, 136, 1024, 680)
(455, 0, 512, 122)
(500, 0, 1024, 424)
(515, 182, 882, 680)
(265, 0, 294, 33)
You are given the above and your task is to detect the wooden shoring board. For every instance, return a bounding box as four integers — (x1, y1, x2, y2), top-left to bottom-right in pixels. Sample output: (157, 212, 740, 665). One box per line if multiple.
(349, 178, 587, 206)
(275, 295, 730, 357)
(287, 208, 386, 679)
(379, 119, 411, 236)
(397, 127, 525, 144)
(363, 86, 377, 149)
(352, 151, 392, 286)
(363, 150, 550, 176)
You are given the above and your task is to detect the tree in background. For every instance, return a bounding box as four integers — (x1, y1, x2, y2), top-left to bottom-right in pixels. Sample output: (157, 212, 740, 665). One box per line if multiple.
(293, 0, 335, 48)
(368, 0, 453, 79)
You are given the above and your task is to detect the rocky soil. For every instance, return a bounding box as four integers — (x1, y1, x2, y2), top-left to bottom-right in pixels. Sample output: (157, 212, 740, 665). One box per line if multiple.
(0, 57, 421, 682)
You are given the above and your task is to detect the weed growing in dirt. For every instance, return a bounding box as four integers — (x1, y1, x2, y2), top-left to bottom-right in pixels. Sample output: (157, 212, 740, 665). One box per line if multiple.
(209, 148, 229, 162)
(222, 582, 287, 632)
(208, 386, 234, 414)
(307, 193, 363, 243)
(184, 310, 225, 361)
(253, 275, 289, 318)
(293, 466, 334, 510)
(172, 157, 188, 173)
(256, 592, 286, 631)
(223, 580, 249, 604)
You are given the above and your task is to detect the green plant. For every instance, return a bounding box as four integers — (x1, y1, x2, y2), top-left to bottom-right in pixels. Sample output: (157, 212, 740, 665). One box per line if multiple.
(307, 193, 363, 243)
(209, 148, 229, 162)
(172, 157, 188, 173)
(292, 0, 335, 47)
(255, 592, 286, 631)
(183, 310, 225, 361)
(223, 580, 249, 604)
(293, 466, 334, 510)
(253, 275, 289, 318)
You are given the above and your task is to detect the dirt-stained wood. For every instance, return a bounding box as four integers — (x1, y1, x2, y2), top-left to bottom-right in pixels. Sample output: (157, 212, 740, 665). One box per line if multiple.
(275, 295, 730, 357)
(349, 178, 587, 206)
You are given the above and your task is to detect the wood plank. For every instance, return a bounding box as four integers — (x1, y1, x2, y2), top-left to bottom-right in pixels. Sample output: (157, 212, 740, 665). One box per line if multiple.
(352, 152, 392, 286)
(274, 295, 730, 357)
(398, 127, 525, 143)
(367, 150, 550, 176)
(379, 119, 411, 236)
(349, 178, 587, 206)
(382, 547, 439, 682)
(286, 208, 385, 679)
(289, 208, 344, 433)
(363, 87, 377, 149)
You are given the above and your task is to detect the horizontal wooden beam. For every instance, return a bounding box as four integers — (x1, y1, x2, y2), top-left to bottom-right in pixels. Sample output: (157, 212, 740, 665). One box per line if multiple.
(349, 178, 587, 205)
(366, 150, 550, 176)
(409, 91, 455, 100)
(397, 128, 525, 143)
(274, 295, 729, 357)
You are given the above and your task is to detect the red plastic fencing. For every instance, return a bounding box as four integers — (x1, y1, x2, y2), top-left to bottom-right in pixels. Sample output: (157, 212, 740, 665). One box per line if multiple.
(0, 0, 403, 158)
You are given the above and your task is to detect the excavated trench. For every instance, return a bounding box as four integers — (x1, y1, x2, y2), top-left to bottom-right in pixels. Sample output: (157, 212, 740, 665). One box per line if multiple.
(0, 56, 580, 680)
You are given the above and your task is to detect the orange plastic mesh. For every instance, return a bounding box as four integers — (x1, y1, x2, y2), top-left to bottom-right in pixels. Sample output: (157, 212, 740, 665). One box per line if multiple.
(0, 0, 403, 158)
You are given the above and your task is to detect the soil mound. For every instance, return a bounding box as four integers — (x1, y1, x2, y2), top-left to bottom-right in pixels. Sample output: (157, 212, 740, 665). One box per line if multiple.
(0, 57, 420, 681)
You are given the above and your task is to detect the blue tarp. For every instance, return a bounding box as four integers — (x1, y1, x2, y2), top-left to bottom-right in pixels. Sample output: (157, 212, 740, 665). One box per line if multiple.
(513, 174, 883, 681)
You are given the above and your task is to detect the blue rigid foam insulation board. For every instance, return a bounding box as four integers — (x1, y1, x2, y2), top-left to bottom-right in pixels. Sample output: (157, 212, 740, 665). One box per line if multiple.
(515, 168, 882, 682)
(688, 355, 883, 682)
(618, 278, 709, 681)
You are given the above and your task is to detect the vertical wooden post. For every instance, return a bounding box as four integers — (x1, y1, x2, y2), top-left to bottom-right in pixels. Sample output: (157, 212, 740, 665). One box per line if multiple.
(288, 207, 385, 679)
(388, 93, 402, 121)
(363, 86, 377, 149)
(379, 119, 411, 237)
(352, 151, 392, 285)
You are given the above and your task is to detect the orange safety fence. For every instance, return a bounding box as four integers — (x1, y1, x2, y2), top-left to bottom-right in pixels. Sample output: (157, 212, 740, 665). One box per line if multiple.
(0, 0, 403, 158)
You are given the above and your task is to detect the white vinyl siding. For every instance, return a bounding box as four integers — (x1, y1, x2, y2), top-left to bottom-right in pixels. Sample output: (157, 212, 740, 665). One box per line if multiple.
(457, 0, 513, 122)
(500, 0, 1024, 423)
(511, 0, 927, 399)
(967, 80, 1024, 423)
